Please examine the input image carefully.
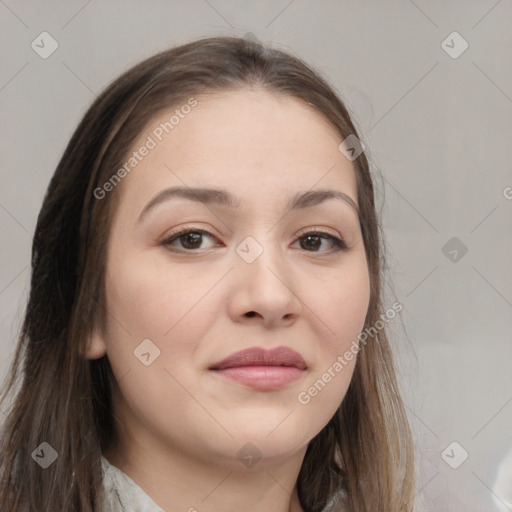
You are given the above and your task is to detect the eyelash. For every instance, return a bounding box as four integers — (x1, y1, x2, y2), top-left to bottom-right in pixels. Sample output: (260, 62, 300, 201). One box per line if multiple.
(160, 226, 348, 254)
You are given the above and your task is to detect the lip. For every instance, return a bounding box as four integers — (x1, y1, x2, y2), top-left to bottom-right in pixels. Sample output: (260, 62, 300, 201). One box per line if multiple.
(209, 346, 307, 371)
(208, 346, 307, 391)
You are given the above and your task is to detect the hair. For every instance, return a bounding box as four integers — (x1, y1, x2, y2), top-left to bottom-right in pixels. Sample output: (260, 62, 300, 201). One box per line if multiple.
(0, 35, 415, 511)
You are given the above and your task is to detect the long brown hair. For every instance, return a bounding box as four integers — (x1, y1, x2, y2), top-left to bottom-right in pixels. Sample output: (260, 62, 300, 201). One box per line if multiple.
(0, 35, 415, 511)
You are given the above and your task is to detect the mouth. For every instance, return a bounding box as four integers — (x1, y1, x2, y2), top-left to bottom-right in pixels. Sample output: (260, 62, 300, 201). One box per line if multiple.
(208, 346, 307, 391)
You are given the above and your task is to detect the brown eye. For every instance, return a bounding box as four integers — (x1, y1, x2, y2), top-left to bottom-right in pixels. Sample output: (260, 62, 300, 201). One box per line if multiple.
(161, 229, 217, 252)
(178, 232, 203, 250)
(300, 234, 322, 251)
(296, 232, 347, 252)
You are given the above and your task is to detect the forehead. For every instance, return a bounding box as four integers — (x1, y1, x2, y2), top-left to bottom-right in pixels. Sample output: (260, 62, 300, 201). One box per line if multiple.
(116, 88, 357, 210)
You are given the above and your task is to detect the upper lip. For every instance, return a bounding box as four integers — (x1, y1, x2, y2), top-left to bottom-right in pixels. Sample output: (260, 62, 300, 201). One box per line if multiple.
(209, 346, 307, 371)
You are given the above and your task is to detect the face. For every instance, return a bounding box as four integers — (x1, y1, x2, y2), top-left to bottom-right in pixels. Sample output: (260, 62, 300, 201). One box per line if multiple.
(86, 88, 370, 469)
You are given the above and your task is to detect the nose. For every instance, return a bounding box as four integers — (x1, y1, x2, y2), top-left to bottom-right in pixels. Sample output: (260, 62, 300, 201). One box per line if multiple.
(226, 238, 303, 329)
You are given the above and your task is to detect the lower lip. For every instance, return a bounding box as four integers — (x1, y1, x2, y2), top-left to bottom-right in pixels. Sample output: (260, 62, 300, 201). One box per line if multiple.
(210, 366, 305, 390)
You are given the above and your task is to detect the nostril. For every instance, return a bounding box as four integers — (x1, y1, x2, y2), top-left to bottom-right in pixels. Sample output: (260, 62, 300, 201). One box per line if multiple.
(246, 311, 256, 317)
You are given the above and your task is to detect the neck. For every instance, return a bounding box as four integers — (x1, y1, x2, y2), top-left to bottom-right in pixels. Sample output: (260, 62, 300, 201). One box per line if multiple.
(104, 434, 307, 512)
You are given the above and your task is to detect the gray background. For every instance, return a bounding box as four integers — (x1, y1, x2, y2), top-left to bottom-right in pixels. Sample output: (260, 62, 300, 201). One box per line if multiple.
(1, 1, 511, 511)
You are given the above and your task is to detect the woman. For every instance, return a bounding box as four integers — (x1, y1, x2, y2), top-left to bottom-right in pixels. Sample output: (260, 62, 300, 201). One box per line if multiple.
(0, 35, 415, 511)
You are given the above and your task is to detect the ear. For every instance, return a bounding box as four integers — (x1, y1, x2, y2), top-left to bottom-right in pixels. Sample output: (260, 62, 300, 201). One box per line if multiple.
(83, 328, 107, 359)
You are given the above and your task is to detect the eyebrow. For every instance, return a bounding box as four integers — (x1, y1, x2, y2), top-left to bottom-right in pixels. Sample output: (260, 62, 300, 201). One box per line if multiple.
(138, 186, 359, 222)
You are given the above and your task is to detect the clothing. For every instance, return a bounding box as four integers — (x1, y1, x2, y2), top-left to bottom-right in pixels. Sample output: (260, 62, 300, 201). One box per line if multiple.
(101, 456, 166, 512)
(101, 456, 348, 512)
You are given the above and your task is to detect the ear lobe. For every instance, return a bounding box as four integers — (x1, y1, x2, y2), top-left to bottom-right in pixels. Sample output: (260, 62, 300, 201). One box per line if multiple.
(83, 329, 107, 359)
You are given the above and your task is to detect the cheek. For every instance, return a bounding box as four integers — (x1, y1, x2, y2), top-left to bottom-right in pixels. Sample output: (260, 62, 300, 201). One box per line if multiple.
(100, 252, 221, 432)
(101, 249, 222, 376)
(296, 254, 370, 417)
(105, 250, 209, 333)
(314, 254, 371, 348)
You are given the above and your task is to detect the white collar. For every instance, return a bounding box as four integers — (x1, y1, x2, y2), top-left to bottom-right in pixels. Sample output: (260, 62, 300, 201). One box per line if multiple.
(101, 456, 166, 512)
(100, 455, 348, 511)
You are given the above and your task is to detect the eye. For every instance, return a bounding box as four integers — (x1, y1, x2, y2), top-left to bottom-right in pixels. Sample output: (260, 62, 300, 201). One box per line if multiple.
(160, 227, 348, 254)
(293, 230, 348, 253)
(161, 228, 219, 252)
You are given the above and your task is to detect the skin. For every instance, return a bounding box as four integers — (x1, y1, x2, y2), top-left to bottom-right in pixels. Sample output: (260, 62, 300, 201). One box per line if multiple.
(86, 88, 370, 512)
